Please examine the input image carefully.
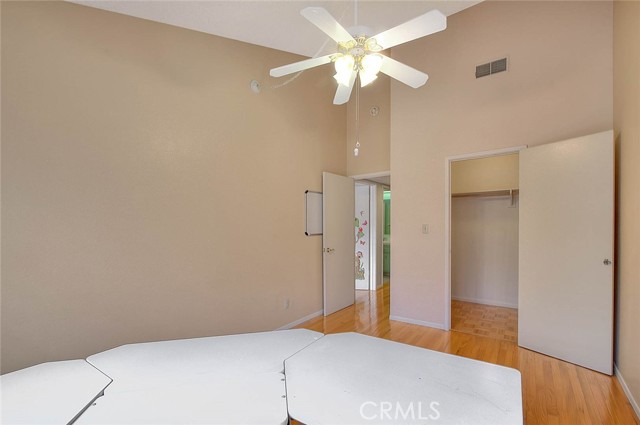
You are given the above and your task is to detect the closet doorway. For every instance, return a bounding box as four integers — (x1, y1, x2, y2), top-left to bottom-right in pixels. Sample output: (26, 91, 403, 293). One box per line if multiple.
(445, 148, 523, 342)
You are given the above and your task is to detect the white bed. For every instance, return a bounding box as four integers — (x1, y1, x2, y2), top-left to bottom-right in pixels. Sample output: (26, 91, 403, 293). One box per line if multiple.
(77, 329, 322, 424)
(0, 360, 111, 425)
(285, 332, 523, 424)
(1, 330, 522, 425)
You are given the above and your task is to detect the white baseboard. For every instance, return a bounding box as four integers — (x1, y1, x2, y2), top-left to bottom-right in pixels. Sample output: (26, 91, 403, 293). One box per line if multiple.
(276, 310, 323, 330)
(452, 295, 518, 309)
(389, 315, 446, 330)
(614, 363, 640, 419)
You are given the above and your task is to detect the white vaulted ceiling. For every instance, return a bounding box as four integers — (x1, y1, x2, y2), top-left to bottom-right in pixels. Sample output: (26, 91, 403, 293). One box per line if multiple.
(69, 1, 481, 57)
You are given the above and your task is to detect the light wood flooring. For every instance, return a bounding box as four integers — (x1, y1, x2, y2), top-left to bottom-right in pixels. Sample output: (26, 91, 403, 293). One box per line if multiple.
(297, 284, 639, 425)
(451, 299, 518, 342)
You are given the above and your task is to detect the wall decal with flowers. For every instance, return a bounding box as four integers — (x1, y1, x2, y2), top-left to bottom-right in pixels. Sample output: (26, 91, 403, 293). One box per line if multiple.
(355, 186, 371, 287)
(354, 212, 369, 281)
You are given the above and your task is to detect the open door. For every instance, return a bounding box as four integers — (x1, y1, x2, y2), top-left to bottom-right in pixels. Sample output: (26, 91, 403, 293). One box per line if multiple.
(519, 130, 614, 374)
(323, 172, 355, 316)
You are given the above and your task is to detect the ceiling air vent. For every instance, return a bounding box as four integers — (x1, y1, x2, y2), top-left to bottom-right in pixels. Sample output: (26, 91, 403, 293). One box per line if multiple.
(476, 57, 508, 79)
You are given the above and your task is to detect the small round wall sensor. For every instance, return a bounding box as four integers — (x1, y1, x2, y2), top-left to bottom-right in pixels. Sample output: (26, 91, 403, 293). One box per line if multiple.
(369, 106, 380, 117)
(250, 80, 261, 94)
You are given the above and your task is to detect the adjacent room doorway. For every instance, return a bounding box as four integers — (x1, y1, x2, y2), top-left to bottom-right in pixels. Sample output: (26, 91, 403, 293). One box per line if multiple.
(353, 173, 390, 293)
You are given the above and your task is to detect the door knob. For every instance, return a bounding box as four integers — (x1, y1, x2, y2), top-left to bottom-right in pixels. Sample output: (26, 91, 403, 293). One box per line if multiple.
(603, 259, 612, 265)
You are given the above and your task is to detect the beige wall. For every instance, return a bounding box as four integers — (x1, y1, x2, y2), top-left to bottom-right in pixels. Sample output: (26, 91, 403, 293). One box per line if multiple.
(451, 153, 519, 194)
(1, 1, 346, 373)
(347, 76, 391, 177)
(389, 1, 613, 327)
(613, 0, 640, 412)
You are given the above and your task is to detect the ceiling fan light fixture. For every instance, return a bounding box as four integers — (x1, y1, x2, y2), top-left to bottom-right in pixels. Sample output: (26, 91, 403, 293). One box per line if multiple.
(359, 54, 383, 87)
(365, 38, 383, 52)
(362, 54, 383, 73)
(334, 54, 356, 87)
(334, 54, 355, 72)
(270, 7, 447, 104)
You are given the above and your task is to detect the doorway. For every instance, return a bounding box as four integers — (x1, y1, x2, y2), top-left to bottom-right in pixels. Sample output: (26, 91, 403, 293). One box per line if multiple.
(444, 147, 525, 335)
(353, 173, 390, 293)
(450, 154, 519, 341)
(322, 171, 388, 318)
(355, 182, 373, 290)
(383, 189, 391, 285)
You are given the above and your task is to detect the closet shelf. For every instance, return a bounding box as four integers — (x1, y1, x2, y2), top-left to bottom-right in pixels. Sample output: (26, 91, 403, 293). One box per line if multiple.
(452, 189, 519, 198)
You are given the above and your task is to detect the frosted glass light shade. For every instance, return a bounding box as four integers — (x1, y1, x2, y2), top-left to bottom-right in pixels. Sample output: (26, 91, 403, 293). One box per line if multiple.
(334, 55, 355, 86)
(359, 54, 384, 87)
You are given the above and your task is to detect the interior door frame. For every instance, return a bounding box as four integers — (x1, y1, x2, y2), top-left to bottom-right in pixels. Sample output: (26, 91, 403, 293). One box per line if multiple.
(352, 171, 390, 291)
(354, 182, 374, 291)
(444, 146, 526, 331)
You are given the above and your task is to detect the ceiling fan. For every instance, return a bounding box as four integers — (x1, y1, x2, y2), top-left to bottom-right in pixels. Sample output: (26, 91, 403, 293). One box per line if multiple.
(270, 7, 447, 105)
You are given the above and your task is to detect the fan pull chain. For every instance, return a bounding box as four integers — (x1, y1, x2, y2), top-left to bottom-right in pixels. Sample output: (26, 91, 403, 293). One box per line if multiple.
(354, 81, 360, 156)
(354, 0, 359, 27)
(353, 0, 361, 156)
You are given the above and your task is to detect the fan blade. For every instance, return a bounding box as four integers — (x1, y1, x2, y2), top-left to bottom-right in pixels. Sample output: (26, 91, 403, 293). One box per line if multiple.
(372, 10, 446, 50)
(333, 70, 357, 105)
(379, 56, 429, 88)
(301, 7, 355, 44)
(270, 54, 334, 78)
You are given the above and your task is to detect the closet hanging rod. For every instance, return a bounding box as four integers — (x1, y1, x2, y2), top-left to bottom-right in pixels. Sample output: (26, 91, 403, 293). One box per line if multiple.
(451, 189, 519, 198)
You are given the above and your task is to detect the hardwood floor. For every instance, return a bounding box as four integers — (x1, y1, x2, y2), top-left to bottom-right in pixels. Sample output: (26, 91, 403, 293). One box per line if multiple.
(296, 284, 639, 425)
(451, 299, 518, 342)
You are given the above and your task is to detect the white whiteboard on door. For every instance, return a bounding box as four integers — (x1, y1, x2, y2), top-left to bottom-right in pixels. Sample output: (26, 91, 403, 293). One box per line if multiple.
(305, 190, 322, 236)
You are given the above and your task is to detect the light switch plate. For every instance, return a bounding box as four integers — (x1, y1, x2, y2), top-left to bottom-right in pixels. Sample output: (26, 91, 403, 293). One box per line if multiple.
(422, 224, 429, 234)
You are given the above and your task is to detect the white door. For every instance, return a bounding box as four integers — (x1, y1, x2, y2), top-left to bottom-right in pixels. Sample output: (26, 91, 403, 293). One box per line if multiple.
(519, 130, 614, 375)
(323, 172, 355, 316)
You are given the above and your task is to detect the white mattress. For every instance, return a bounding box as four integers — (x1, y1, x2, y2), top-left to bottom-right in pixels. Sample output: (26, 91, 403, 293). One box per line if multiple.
(0, 360, 112, 425)
(76, 329, 322, 424)
(285, 332, 523, 424)
(2, 330, 523, 425)
(75, 372, 288, 425)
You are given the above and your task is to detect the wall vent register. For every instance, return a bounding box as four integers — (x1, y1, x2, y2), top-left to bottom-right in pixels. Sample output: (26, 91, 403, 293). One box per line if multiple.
(476, 57, 508, 78)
